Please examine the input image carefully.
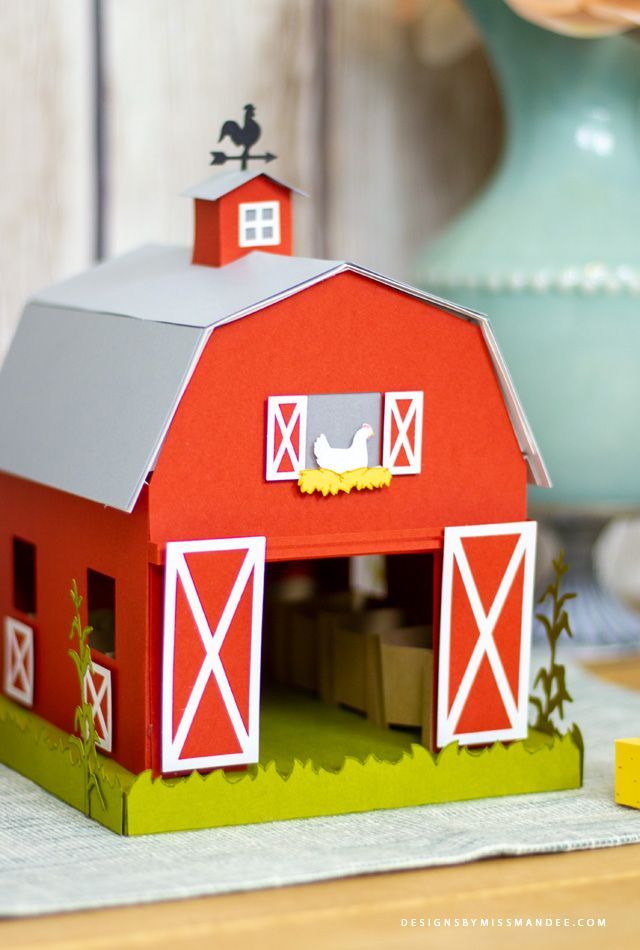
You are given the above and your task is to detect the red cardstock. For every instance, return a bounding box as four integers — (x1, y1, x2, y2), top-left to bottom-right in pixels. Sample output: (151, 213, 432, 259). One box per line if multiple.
(192, 176, 293, 267)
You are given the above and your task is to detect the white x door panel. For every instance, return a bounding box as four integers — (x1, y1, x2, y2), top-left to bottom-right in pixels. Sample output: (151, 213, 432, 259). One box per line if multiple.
(437, 521, 536, 747)
(162, 536, 266, 774)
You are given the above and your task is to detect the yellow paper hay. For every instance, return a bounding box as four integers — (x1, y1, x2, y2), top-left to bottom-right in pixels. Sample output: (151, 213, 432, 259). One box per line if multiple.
(298, 466, 392, 497)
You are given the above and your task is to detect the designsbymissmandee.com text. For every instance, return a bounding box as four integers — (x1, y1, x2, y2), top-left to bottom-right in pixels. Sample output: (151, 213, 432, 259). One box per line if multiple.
(400, 917, 606, 929)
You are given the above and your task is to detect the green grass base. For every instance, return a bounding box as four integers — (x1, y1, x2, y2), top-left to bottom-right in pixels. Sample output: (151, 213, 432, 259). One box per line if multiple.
(258, 686, 416, 774)
(0, 693, 130, 833)
(0, 690, 583, 836)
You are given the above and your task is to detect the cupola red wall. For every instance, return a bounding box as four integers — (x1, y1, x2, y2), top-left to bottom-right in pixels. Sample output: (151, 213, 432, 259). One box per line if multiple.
(192, 175, 293, 267)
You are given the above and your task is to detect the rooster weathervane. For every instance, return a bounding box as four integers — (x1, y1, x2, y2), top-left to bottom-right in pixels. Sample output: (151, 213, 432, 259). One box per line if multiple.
(210, 104, 277, 171)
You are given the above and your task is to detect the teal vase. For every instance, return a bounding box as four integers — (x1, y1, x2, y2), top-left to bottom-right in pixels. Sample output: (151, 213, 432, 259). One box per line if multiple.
(416, 0, 640, 509)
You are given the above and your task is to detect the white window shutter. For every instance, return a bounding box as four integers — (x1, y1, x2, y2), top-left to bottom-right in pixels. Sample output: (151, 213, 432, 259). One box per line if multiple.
(382, 391, 423, 474)
(83, 662, 113, 752)
(3, 617, 34, 706)
(266, 395, 308, 481)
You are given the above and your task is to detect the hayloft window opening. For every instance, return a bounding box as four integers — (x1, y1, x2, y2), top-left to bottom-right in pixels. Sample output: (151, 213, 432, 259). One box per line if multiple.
(87, 569, 116, 658)
(12, 537, 37, 615)
(239, 201, 281, 247)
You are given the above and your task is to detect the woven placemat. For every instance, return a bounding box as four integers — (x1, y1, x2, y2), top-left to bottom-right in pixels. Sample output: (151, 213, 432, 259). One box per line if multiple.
(1, 663, 640, 918)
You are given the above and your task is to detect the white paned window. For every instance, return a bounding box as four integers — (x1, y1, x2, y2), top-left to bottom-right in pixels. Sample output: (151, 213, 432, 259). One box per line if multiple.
(239, 202, 281, 247)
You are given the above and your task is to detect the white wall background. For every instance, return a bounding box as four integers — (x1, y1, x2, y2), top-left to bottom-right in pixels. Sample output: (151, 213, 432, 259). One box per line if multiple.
(0, 0, 502, 358)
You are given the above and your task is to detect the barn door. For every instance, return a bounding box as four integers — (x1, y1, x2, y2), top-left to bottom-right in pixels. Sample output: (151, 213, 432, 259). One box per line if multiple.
(161, 536, 266, 774)
(436, 521, 537, 748)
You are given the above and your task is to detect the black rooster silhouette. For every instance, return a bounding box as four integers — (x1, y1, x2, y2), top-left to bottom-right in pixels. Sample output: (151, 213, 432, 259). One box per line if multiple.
(219, 104, 261, 152)
(211, 105, 276, 170)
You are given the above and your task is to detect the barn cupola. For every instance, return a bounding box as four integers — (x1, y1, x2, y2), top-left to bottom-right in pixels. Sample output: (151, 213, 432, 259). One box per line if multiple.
(183, 108, 305, 267)
(183, 170, 306, 267)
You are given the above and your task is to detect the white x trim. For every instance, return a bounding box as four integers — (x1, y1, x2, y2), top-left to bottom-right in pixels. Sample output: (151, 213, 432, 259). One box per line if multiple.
(266, 395, 308, 481)
(3, 617, 34, 707)
(437, 521, 537, 747)
(162, 536, 266, 774)
(83, 661, 112, 752)
(382, 391, 423, 474)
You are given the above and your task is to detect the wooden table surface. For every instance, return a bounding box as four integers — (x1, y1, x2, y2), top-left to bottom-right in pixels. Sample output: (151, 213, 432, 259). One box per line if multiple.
(2, 659, 639, 950)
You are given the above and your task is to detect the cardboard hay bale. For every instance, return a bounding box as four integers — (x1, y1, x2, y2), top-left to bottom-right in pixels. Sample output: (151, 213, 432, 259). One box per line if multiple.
(327, 622, 434, 748)
(317, 607, 405, 704)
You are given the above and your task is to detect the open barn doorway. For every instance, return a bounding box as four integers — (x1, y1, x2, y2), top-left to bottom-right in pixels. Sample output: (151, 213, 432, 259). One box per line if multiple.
(259, 552, 437, 777)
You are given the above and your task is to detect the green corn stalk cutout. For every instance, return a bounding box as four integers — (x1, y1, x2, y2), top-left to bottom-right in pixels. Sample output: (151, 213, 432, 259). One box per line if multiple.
(68, 579, 106, 815)
(530, 550, 576, 736)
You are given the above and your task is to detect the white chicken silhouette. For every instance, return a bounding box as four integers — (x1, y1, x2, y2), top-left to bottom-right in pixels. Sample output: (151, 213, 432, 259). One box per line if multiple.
(313, 423, 374, 474)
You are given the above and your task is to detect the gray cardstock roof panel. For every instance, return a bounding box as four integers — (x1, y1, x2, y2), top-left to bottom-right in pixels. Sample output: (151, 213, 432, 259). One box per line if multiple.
(0, 303, 205, 511)
(182, 169, 308, 201)
(31, 246, 340, 330)
(0, 246, 550, 511)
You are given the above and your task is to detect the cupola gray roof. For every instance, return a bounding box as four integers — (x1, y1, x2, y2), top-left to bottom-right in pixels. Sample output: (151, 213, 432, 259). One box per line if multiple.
(182, 169, 307, 202)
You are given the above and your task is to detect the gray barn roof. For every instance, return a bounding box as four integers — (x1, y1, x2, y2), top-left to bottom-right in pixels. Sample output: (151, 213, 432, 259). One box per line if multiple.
(29, 245, 339, 329)
(0, 246, 550, 512)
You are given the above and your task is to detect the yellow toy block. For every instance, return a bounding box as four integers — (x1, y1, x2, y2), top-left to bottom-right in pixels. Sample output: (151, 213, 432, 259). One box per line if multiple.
(615, 738, 640, 809)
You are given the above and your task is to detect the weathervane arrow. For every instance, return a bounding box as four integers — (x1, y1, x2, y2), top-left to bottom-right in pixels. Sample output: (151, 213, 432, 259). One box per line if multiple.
(210, 150, 277, 167)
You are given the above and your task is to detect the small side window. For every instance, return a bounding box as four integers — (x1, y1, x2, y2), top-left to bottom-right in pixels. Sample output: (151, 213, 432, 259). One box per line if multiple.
(87, 569, 116, 658)
(13, 538, 36, 615)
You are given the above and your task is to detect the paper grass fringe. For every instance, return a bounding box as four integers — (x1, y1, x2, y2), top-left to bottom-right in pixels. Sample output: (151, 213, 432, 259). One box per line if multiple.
(0, 693, 582, 835)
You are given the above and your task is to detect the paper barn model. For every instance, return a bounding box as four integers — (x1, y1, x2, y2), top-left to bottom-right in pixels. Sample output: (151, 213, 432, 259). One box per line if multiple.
(0, 130, 583, 834)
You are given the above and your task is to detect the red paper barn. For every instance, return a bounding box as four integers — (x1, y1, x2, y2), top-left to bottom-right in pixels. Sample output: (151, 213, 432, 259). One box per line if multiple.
(0, 170, 549, 776)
